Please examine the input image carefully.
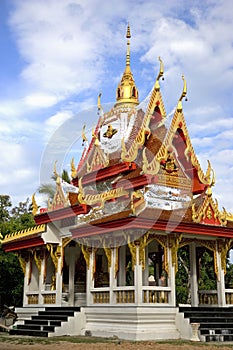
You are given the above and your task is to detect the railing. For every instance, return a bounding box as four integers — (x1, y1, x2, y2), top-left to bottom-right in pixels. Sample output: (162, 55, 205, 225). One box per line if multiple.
(114, 287, 135, 303)
(142, 286, 170, 304)
(225, 289, 233, 304)
(42, 291, 56, 304)
(27, 293, 39, 304)
(92, 288, 110, 304)
(198, 290, 218, 305)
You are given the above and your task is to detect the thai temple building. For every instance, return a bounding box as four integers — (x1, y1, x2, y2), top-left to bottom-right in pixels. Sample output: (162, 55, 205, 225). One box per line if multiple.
(2, 25, 233, 342)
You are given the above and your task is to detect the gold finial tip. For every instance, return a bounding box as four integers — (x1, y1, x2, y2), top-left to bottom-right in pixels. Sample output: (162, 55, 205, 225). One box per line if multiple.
(126, 23, 131, 38)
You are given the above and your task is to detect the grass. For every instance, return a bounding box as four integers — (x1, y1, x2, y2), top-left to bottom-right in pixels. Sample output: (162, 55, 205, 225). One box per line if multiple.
(1, 333, 233, 347)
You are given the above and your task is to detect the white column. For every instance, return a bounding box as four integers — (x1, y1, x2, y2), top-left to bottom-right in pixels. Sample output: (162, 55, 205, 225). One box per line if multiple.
(216, 249, 226, 306)
(167, 245, 176, 306)
(23, 259, 30, 306)
(55, 245, 63, 306)
(109, 248, 115, 304)
(68, 246, 76, 306)
(118, 245, 126, 286)
(134, 245, 142, 304)
(142, 245, 149, 286)
(190, 243, 199, 307)
(86, 248, 95, 306)
(38, 253, 46, 305)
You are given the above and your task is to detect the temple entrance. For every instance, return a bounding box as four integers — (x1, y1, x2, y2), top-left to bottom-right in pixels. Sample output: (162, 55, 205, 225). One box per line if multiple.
(63, 242, 86, 306)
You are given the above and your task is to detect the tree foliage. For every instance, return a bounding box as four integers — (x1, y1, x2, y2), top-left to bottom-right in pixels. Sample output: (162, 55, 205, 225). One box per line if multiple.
(0, 195, 35, 310)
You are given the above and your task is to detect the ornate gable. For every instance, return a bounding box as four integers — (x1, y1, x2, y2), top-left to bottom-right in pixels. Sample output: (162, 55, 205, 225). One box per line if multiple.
(121, 58, 166, 163)
(142, 76, 212, 195)
(192, 188, 227, 226)
(48, 177, 69, 211)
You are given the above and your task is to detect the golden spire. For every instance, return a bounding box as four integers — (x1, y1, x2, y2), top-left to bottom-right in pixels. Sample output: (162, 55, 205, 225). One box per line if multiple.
(177, 74, 187, 112)
(115, 23, 139, 107)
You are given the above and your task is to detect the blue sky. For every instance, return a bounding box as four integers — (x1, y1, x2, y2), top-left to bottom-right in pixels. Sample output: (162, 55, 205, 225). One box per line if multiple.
(0, 0, 233, 213)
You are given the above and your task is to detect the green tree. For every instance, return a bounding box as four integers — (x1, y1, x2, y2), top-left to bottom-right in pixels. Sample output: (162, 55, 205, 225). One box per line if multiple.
(0, 195, 35, 310)
(176, 245, 190, 305)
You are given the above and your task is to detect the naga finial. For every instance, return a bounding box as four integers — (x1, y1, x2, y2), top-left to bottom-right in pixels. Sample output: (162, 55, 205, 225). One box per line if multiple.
(32, 193, 38, 216)
(82, 124, 88, 145)
(155, 56, 164, 89)
(97, 92, 102, 110)
(70, 157, 77, 179)
(177, 74, 187, 112)
(53, 160, 59, 179)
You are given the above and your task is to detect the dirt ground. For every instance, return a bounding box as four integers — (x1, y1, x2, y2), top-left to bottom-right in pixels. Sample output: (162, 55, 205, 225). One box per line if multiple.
(1, 335, 233, 350)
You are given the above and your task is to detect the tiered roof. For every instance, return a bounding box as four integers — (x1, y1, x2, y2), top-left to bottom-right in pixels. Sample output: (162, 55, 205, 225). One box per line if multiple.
(2, 25, 233, 251)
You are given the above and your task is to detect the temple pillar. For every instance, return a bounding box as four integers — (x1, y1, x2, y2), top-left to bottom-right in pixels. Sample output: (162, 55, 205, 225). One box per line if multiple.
(142, 245, 149, 286)
(23, 258, 30, 306)
(190, 243, 199, 307)
(167, 244, 176, 306)
(38, 252, 46, 305)
(68, 246, 76, 306)
(134, 244, 142, 304)
(109, 248, 116, 304)
(86, 247, 95, 306)
(55, 245, 63, 306)
(118, 245, 126, 286)
(216, 248, 226, 306)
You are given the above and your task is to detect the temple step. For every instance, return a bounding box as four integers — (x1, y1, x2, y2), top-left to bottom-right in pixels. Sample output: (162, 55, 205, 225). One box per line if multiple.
(179, 306, 233, 342)
(9, 306, 81, 337)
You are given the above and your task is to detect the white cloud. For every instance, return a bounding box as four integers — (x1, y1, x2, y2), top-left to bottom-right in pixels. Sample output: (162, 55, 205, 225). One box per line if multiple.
(24, 93, 59, 108)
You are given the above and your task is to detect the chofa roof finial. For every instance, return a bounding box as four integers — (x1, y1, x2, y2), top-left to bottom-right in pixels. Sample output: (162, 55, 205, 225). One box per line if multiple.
(177, 74, 187, 112)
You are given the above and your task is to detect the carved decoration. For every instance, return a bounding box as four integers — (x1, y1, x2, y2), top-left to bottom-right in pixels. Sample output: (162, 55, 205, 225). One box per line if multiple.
(103, 124, 118, 138)
(131, 190, 145, 215)
(192, 190, 227, 226)
(218, 239, 233, 275)
(127, 232, 150, 270)
(153, 234, 169, 276)
(168, 234, 183, 273)
(16, 253, 27, 276)
(46, 244, 61, 273)
(2, 224, 46, 244)
(87, 144, 109, 173)
(103, 244, 112, 272)
(78, 177, 128, 209)
(49, 177, 69, 212)
(81, 245, 91, 269)
(33, 250, 42, 274)
(152, 108, 212, 187)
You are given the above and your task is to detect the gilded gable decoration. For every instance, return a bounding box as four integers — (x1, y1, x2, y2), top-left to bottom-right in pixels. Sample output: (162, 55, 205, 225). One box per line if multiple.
(48, 176, 70, 212)
(192, 188, 227, 226)
(86, 143, 109, 173)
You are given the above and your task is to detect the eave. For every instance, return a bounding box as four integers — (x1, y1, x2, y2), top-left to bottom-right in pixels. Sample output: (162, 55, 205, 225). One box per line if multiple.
(70, 216, 233, 239)
(34, 203, 89, 225)
(73, 162, 137, 186)
(3, 236, 44, 252)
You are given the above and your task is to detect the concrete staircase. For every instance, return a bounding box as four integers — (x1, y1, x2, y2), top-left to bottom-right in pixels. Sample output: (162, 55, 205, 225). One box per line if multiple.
(10, 307, 82, 337)
(179, 306, 233, 342)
